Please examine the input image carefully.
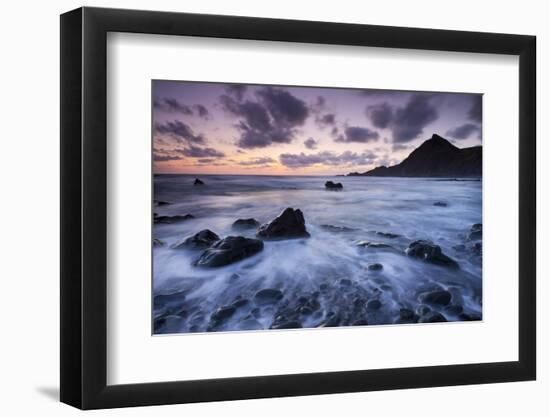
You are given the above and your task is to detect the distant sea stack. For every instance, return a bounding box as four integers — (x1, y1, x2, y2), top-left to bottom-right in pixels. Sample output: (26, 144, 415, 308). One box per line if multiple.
(348, 134, 482, 178)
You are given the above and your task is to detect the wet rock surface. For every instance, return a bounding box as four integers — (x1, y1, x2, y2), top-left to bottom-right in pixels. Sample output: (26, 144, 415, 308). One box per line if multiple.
(232, 218, 260, 229)
(325, 181, 343, 190)
(194, 236, 264, 267)
(257, 208, 310, 240)
(406, 240, 459, 269)
(173, 229, 220, 249)
(154, 214, 195, 224)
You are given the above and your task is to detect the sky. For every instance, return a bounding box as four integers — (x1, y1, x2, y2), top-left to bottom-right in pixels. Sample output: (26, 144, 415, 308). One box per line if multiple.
(152, 80, 482, 175)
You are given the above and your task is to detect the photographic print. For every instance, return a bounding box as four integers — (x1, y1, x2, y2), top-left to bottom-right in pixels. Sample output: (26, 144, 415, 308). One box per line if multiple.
(152, 80, 482, 335)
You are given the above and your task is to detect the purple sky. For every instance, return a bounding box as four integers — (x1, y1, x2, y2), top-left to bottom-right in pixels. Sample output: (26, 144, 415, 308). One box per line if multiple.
(153, 80, 482, 175)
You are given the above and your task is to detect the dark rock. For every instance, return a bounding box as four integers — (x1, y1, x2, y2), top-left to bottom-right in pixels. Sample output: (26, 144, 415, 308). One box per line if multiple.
(321, 313, 341, 327)
(380, 284, 392, 291)
(472, 242, 482, 256)
(367, 299, 382, 310)
(433, 201, 448, 207)
(325, 181, 343, 190)
(368, 263, 383, 271)
(339, 278, 352, 286)
(298, 306, 313, 315)
(416, 304, 431, 316)
(232, 218, 260, 229)
(194, 236, 264, 267)
(357, 241, 393, 249)
(406, 240, 459, 268)
(375, 231, 401, 239)
(153, 238, 165, 247)
(173, 229, 220, 249)
(154, 315, 181, 333)
(320, 224, 357, 233)
(154, 214, 195, 224)
(271, 320, 302, 330)
(232, 299, 250, 309)
(194, 178, 205, 186)
(418, 312, 447, 323)
(468, 223, 482, 241)
(257, 207, 310, 240)
(453, 244, 466, 252)
(210, 305, 236, 324)
(254, 288, 284, 305)
(419, 290, 452, 306)
(444, 304, 464, 315)
(459, 313, 482, 321)
(153, 291, 186, 309)
(154, 200, 170, 206)
(399, 308, 415, 320)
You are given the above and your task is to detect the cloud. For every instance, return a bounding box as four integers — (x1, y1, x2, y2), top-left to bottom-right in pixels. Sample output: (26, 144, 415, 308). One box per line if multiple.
(177, 145, 225, 158)
(279, 150, 377, 169)
(237, 157, 276, 166)
(194, 104, 209, 119)
(445, 123, 481, 139)
(391, 93, 439, 143)
(468, 97, 482, 123)
(153, 153, 183, 162)
(225, 84, 247, 101)
(392, 144, 410, 152)
(154, 98, 194, 115)
(304, 138, 318, 150)
(154, 120, 205, 144)
(221, 86, 309, 149)
(335, 126, 379, 143)
(366, 102, 394, 129)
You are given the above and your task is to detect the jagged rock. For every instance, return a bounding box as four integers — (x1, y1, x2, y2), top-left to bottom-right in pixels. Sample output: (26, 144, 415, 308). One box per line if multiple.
(406, 240, 459, 268)
(194, 178, 205, 185)
(173, 229, 220, 249)
(194, 236, 264, 267)
(325, 181, 343, 190)
(154, 214, 195, 224)
(232, 218, 260, 229)
(257, 208, 310, 240)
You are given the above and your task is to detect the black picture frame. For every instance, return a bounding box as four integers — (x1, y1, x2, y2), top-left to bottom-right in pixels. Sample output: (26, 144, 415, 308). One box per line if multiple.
(60, 6, 536, 410)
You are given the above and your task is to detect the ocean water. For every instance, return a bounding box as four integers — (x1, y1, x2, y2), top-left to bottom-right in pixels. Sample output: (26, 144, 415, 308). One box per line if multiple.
(153, 174, 482, 334)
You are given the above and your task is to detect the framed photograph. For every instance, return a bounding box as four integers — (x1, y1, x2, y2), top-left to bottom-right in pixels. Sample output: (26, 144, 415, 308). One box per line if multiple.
(60, 7, 536, 409)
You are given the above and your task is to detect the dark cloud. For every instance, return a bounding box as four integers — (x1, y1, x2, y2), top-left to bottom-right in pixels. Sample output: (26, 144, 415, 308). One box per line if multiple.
(318, 113, 336, 125)
(445, 123, 481, 139)
(256, 87, 309, 127)
(154, 120, 205, 144)
(391, 93, 439, 143)
(366, 102, 393, 129)
(468, 97, 482, 123)
(154, 97, 194, 115)
(304, 138, 318, 150)
(177, 145, 225, 158)
(153, 153, 183, 162)
(237, 157, 276, 166)
(279, 150, 377, 169)
(196, 158, 216, 164)
(335, 126, 379, 143)
(194, 104, 209, 119)
(226, 84, 247, 101)
(221, 86, 309, 149)
(392, 144, 410, 152)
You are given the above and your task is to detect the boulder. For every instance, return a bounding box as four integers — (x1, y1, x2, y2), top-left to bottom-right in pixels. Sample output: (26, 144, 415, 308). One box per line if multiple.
(257, 208, 310, 240)
(194, 236, 264, 267)
(367, 263, 383, 271)
(468, 223, 482, 241)
(254, 288, 284, 305)
(325, 181, 343, 190)
(232, 218, 260, 229)
(419, 290, 452, 306)
(154, 214, 194, 224)
(194, 178, 205, 186)
(405, 240, 459, 268)
(173, 229, 220, 249)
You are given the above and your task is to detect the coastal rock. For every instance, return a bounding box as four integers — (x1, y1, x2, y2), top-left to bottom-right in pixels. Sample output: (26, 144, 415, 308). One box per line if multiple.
(254, 289, 284, 305)
(257, 208, 310, 240)
(270, 320, 302, 330)
(418, 311, 447, 323)
(320, 224, 357, 233)
(375, 231, 401, 239)
(367, 263, 383, 271)
(194, 236, 264, 267)
(232, 218, 260, 229)
(405, 240, 459, 268)
(419, 290, 452, 306)
(173, 229, 220, 249)
(194, 178, 205, 186)
(468, 223, 482, 241)
(210, 305, 236, 324)
(325, 181, 343, 190)
(357, 241, 393, 249)
(433, 201, 448, 207)
(154, 214, 194, 224)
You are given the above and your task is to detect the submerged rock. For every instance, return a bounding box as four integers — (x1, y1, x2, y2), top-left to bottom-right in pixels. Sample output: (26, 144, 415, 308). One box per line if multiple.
(418, 312, 447, 323)
(153, 238, 165, 247)
(257, 208, 310, 240)
(433, 201, 448, 207)
(367, 263, 383, 271)
(194, 178, 205, 186)
(325, 181, 343, 190)
(367, 299, 382, 310)
(232, 218, 260, 229)
(405, 240, 459, 268)
(468, 223, 482, 241)
(154, 200, 170, 206)
(419, 290, 452, 306)
(357, 241, 394, 249)
(154, 214, 195, 224)
(173, 229, 220, 249)
(153, 290, 186, 309)
(194, 236, 264, 267)
(320, 224, 357, 233)
(254, 289, 284, 305)
(375, 231, 401, 239)
(210, 305, 236, 324)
